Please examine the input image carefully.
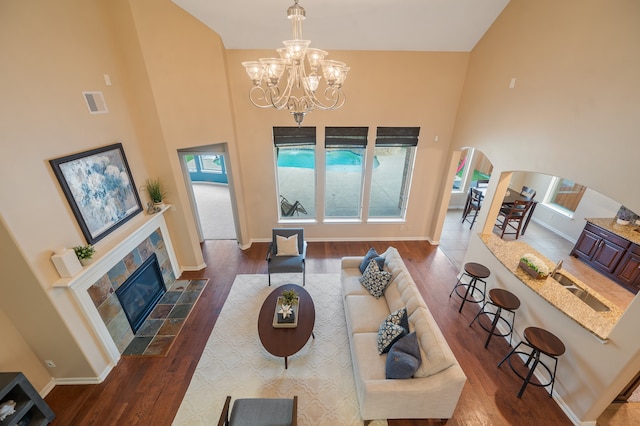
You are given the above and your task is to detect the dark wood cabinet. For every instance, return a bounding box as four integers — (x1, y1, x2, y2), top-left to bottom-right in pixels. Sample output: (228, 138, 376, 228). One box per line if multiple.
(613, 244, 640, 292)
(0, 373, 55, 426)
(571, 222, 638, 294)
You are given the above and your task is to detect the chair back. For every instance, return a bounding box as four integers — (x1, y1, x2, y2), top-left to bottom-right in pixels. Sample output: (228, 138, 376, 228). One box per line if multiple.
(505, 200, 532, 218)
(470, 187, 484, 206)
(475, 179, 490, 188)
(272, 228, 305, 255)
(520, 186, 536, 200)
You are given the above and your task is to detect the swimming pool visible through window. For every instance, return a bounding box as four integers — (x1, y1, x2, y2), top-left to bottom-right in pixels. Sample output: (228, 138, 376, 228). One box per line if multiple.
(324, 127, 368, 219)
(274, 127, 316, 219)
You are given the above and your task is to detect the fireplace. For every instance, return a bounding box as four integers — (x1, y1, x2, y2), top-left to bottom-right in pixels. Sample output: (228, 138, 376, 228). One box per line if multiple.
(115, 253, 166, 333)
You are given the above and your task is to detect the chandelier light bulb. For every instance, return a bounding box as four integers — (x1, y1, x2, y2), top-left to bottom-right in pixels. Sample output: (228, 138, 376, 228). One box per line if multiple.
(242, 0, 348, 126)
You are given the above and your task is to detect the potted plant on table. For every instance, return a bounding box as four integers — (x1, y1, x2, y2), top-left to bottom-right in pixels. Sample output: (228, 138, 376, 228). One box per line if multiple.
(276, 288, 299, 325)
(519, 253, 550, 279)
(74, 244, 96, 266)
(144, 178, 168, 209)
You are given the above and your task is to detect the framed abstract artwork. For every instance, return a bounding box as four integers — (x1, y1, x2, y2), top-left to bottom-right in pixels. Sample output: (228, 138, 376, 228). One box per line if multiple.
(50, 143, 143, 244)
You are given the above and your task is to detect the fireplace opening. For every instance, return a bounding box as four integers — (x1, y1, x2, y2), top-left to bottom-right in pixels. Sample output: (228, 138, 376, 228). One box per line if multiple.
(116, 253, 166, 333)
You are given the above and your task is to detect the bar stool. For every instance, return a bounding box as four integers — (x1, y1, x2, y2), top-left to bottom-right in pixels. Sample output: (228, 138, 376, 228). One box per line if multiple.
(449, 262, 490, 313)
(498, 326, 565, 398)
(469, 288, 520, 348)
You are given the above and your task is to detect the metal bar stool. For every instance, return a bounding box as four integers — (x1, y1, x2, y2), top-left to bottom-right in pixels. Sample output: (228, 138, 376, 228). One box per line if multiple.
(469, 288, 520, 348)
(449, 262, 490, 313)
(497, 326, 565, 398)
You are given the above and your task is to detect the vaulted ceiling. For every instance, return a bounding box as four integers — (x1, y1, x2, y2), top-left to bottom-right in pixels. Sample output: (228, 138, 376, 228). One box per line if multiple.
(172, 0, 510, 52)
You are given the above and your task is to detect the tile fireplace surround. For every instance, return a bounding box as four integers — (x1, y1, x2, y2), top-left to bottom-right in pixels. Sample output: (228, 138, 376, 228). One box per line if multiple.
(53, 207, 180, 366)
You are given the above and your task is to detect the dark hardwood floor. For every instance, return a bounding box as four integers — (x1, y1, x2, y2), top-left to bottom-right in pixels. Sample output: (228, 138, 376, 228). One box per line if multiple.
(44, 240, 572, 425)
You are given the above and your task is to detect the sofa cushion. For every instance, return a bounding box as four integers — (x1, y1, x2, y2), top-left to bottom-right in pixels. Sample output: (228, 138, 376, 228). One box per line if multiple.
(386, 332, 422, 379)
(341, 269, 372, 297)
(359, 260, 392, 299)
(410, 307, 456, 377)
(345, 295, 391, 334)
(359, 248, 385, 273)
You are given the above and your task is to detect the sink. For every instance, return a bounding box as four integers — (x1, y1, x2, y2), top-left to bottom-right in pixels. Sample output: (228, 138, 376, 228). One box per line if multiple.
(551, 272, 577, 287)
(551, 272, 610, 312)
(566, 288, 610, 312)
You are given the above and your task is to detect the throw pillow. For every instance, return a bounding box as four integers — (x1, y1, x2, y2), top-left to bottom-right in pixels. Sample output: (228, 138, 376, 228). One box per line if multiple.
(359, 260, 392, 299)
(386, 307, 409, 333)
(359, 247, 385, 274)
(377, 320, 407, 355)
(385, 332, 422, 379)
(276, 234, 299, 256)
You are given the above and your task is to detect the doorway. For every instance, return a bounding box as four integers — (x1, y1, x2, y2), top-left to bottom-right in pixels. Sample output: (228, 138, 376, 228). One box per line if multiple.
(179, 146, 238, 241)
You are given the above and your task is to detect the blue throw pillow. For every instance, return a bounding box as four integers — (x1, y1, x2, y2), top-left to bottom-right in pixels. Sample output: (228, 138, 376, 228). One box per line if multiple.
(359, 248, 385, 274)
(385, 332, 422, 379)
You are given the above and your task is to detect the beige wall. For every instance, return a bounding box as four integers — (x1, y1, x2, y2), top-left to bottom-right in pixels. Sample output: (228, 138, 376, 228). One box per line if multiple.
(453, 0, 640, 422)
(227, 49, 469, 241)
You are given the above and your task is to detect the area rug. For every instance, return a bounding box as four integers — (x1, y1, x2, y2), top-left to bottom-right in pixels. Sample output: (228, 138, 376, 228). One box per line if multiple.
(122, 279, 209, 357)
(172, 273, 387, 426)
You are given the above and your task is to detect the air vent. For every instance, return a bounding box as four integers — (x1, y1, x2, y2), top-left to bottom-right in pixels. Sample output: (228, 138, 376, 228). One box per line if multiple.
(82, 91, 108, 114)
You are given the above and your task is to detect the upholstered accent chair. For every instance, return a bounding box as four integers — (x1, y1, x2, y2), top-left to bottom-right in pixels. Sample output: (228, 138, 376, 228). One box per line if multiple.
(266, 228, 307, 286)
(217, 396, 298, 426)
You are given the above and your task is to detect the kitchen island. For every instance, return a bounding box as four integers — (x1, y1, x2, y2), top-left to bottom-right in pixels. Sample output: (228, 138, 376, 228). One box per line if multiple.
(481, 234, 623, 340)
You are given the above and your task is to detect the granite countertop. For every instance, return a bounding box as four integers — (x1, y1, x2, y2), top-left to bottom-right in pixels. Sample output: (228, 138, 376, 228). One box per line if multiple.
(481, 234, 623, 340)
(585, 217, 640, 246)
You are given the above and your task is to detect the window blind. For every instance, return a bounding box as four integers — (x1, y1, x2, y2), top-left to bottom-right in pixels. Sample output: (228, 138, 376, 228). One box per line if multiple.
(375, 127, 420, 147)
(273, 127, 316, 146)
(325, 127, 368, 147)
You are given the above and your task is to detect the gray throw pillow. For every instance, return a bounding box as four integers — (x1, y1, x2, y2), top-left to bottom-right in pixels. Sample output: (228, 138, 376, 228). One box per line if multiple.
(385, 332, 422, 379)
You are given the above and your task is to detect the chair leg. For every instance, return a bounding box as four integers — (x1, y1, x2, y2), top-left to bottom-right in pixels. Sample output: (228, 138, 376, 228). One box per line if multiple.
(268, 273, 271, 286)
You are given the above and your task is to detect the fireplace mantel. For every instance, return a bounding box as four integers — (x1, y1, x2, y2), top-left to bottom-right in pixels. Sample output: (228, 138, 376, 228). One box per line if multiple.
(52, 206, 180, 365)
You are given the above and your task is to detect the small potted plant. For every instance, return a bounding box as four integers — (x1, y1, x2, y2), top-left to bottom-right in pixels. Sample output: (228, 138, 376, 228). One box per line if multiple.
(276, 288, 299, 325)
(74, 244, 96, 266)
(144, 178, 168, 208)
(518, 253, 550, 279)
(280, 288, 299, 306)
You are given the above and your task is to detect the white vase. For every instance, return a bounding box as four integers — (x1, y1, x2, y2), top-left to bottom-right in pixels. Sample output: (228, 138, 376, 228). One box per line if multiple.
(80, 258, 94, 266)
(153, 202, 166, 210)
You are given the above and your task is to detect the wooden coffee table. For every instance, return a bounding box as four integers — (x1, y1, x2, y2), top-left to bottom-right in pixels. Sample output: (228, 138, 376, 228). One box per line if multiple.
(258, 284, 315, 369)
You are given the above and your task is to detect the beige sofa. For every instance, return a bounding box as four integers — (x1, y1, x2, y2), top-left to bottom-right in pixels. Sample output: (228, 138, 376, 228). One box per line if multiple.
(341, 246, 467, 423)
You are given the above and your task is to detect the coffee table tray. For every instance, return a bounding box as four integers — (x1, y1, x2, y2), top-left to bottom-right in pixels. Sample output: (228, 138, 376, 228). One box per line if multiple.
(272, 300, 299, 328)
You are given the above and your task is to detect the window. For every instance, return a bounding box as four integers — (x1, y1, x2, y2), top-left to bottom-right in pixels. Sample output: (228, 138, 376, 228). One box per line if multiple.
(547, 178, 586, 214)
(324, 127, 368, 219)
(453, 148, 471, 191)
(368, 127, 419, 218)
(274, 127, 316, 219)
(200, 154, 223, 173)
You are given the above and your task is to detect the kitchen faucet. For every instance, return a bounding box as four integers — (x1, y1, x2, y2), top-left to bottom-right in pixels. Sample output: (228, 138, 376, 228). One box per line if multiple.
(551, 259, 563, 276)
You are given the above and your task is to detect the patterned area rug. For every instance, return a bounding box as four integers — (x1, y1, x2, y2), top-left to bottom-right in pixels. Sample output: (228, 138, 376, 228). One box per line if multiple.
(173, 273, 387, 426)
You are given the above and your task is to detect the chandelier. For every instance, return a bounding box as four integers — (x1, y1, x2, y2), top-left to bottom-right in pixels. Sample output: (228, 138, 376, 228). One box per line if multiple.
(241, 0, 349, 126)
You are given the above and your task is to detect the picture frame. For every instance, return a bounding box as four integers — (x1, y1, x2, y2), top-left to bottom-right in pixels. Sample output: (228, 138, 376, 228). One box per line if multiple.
(50, 143, 143, 244)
